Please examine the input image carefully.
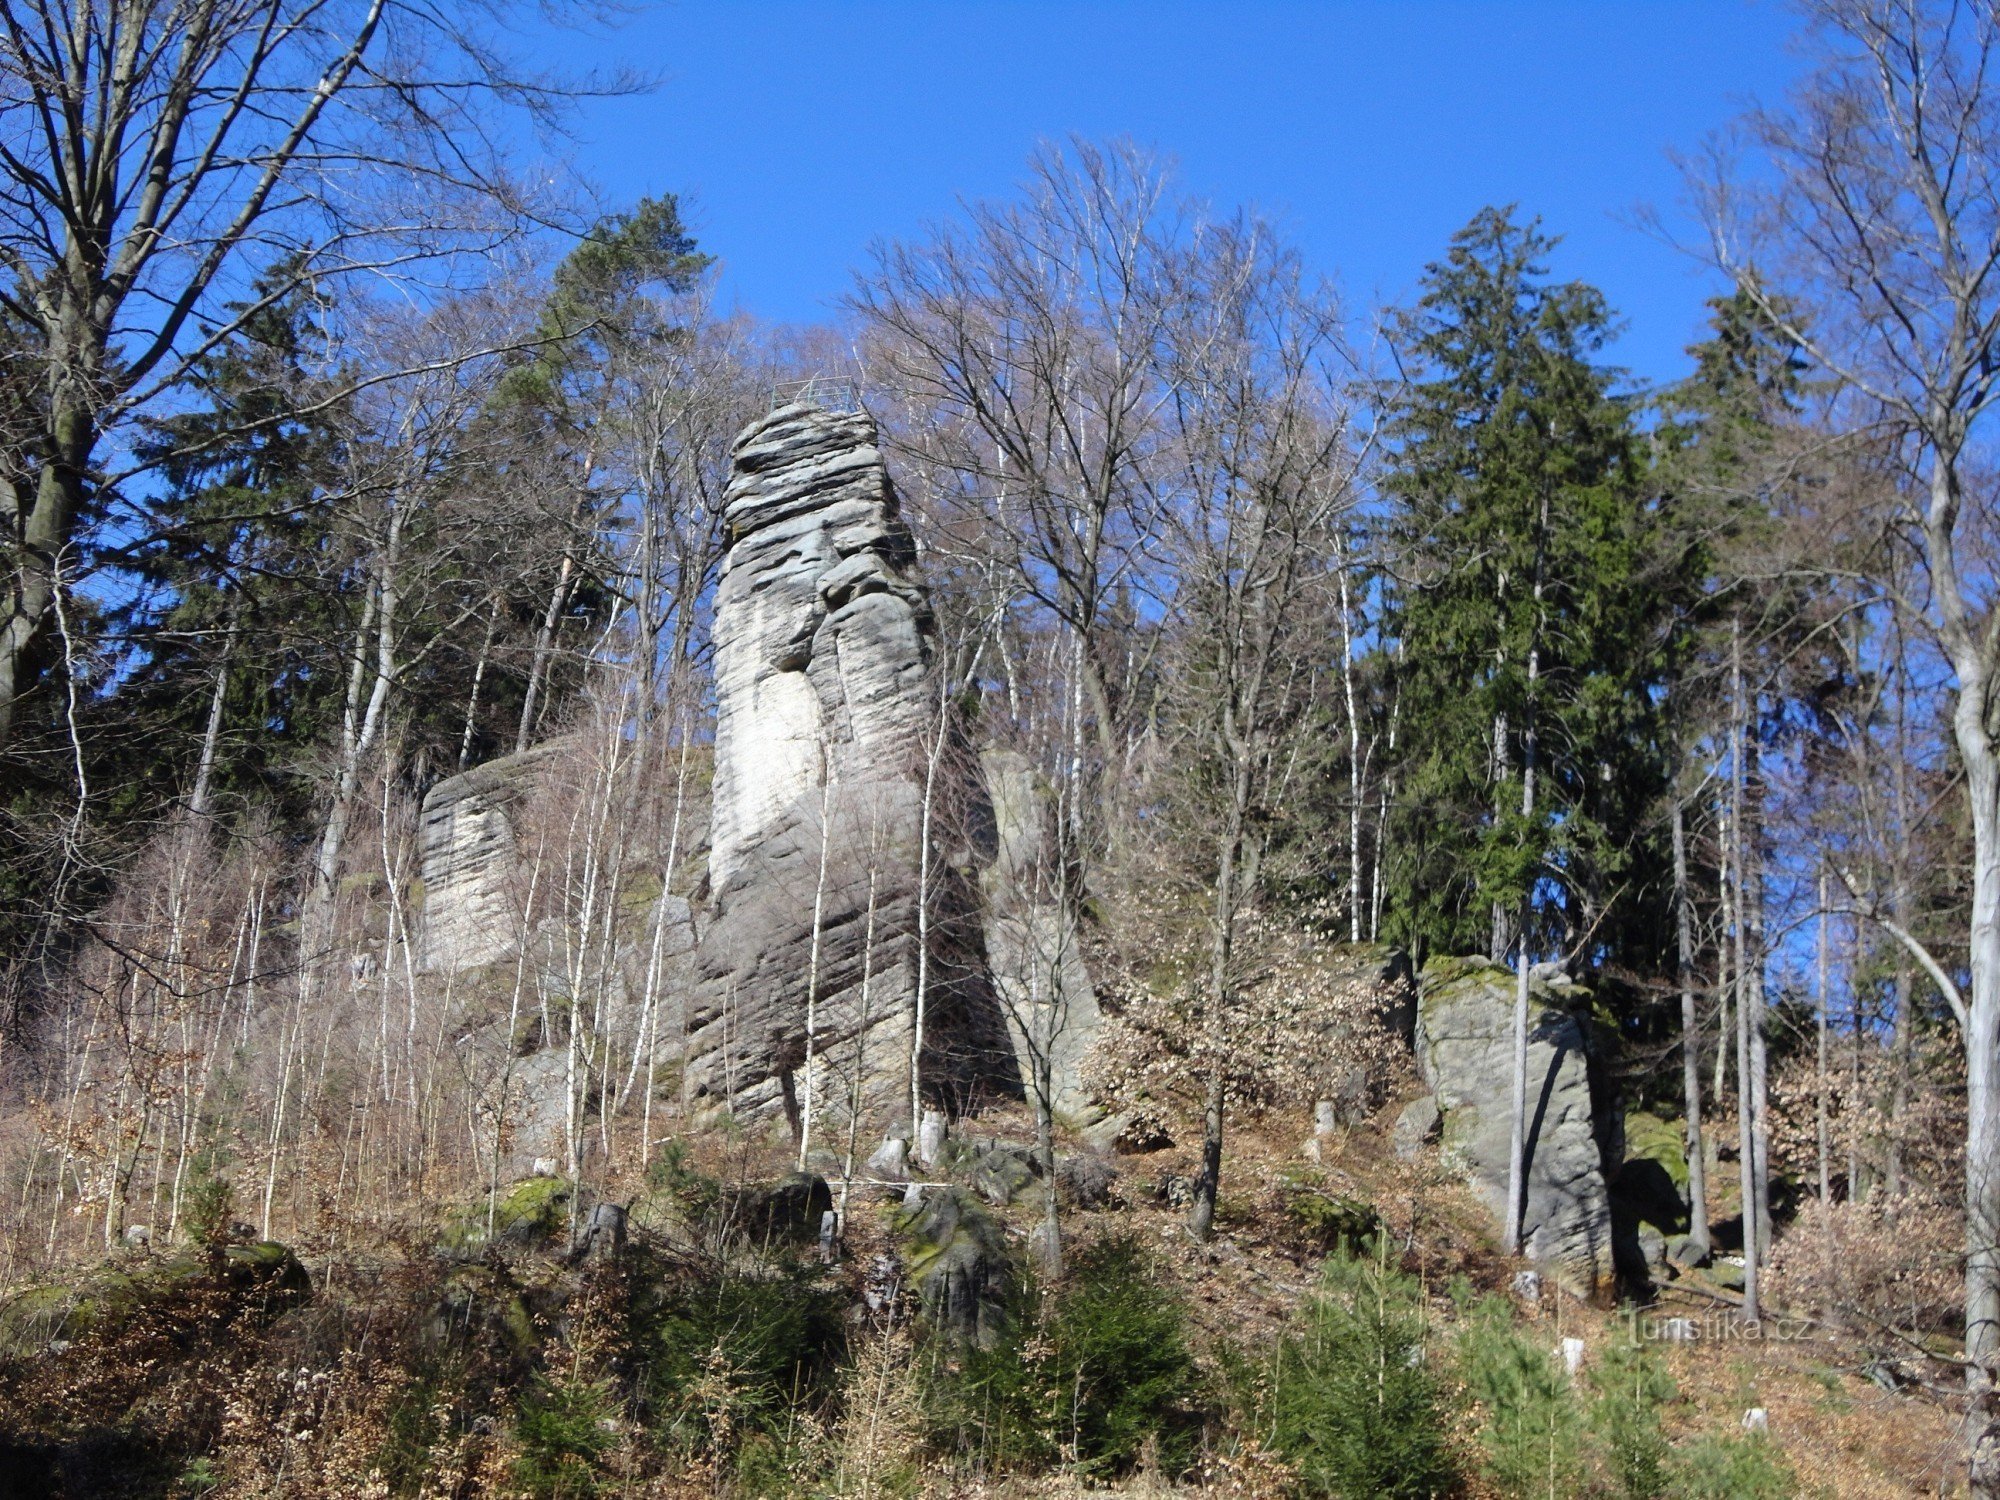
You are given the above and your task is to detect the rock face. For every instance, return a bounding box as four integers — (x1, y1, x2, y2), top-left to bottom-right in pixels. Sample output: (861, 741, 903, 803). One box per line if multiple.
(1414, 956, 1613, 1294)
(896, 1186, 1013, 1348)
(416, 746, 555, 971)
(684, 402, 1018, 1129)
(978, 749, 1103, 1122)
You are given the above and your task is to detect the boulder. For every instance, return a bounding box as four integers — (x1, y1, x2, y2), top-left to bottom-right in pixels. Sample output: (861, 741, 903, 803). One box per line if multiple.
(946, 1139, 1040, 1207)
(575, 1202, 627, 1262)
(1057, 1152, 1119, 1209)
(1608, 1110, 1692, 1290)
(443, 1175, 572, 1256)
(1416, 956, 1614, 1294)
(1, 1241, 309, 1353)
(684, 402, 1019, 1129)
(894, 1186, 1013, 1348)
(1393, 1095, 1442, 1159)
(727, 1173, 835, 1246)
(863, 1134, 910, 1184)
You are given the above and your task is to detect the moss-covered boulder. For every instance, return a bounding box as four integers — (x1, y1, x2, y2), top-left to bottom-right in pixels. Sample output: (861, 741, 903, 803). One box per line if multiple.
(428, 1261, 543, 1356)
(442, 1176, 572, 1256)
(0, 1240, 309, 1353)
(894, 1186, 1013, 1349)
(943, 1139, 1041, 1207)
(1623, 1111, 1689, 1191)
(1611, 1112, 1691, 1235)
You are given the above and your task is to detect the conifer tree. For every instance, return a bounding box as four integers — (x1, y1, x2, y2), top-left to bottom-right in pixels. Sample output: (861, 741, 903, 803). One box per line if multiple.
(125, 264, 353, 830)
(1382, 207, 1672, 976)
(1382, 208, 1679, 1250)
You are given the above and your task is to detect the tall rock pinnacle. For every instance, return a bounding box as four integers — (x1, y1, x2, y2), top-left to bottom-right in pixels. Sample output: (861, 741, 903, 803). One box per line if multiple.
(685, 401, 1017, 1133)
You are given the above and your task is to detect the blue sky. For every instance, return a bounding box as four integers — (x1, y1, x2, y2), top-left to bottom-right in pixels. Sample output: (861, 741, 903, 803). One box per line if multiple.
(532, 1, 1805, 388)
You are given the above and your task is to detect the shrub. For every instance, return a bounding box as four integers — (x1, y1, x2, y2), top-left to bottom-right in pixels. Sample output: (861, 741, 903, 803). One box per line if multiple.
(921, 1233, 1203, 1480)
(182, 1147, 235, 1250)
(628, 1249, 846, 1462)
(1667, 1430, 1795, 1499)
(1454, 1288, 1587, 1500)
(1040, 1235, 1203, 1475)
(1765, 1194, 1961, 1336)
(1265, 1240, 1459, 1498)
(1283, 1190, 1384, 1256)
(512, 1374, 618, 1500)
(1586, 1334, 1676, 1500)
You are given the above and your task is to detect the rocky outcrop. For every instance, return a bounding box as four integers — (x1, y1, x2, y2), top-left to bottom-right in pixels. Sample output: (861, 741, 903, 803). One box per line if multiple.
(1414, 956, 1613, 1294)
(684, 402, 1018, 1129)
(978, 749, 1102, 1122)
(895, 1186, 1013, 1348)
(417, 746, 556, 971)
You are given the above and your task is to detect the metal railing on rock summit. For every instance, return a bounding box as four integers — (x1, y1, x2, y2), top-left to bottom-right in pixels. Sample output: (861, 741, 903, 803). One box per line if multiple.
(769, 376, 862, 413)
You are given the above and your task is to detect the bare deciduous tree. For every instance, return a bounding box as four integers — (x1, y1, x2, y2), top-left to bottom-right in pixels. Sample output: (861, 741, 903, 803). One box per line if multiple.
(0, 0, 610, 742)
(1696, 2, 2000, 1479)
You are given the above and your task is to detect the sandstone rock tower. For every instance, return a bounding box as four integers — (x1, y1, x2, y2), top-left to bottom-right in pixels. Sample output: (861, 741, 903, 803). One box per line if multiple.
(1413, 957, 1614, 1294)
(685, 400, 1017, 1131)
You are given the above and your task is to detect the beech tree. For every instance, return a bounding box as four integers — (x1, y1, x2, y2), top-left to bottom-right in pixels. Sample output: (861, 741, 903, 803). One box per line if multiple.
(851, 138, 1185, 891)
(1155, 220, 1359, 1242)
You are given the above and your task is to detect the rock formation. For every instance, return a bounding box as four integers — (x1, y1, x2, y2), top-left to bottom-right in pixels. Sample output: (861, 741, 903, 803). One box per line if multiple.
(684, 401, 1018, 1129)
(1412, 956, 1614, 1294)
(977, 749, 1103, 1122)
(416, 745, 556, 971)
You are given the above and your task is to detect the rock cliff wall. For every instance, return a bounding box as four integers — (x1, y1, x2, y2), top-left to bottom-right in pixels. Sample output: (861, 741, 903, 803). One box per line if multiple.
(978, 749, 1102, 1123)
(416, 746, 557, 971)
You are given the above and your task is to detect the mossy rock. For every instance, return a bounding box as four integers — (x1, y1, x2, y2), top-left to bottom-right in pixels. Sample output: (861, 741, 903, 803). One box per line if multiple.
(1624, 1111, 1689, 1191)
(941, 1139, 1040, 1207)
(442, 1176, 573, 1256)
(893, 1186, 1013, 1349)
(620, 870, 664, 913)
(430, 1263, 541, 1355)
(1420, 954, 1588, 1010)
(0, 1241, 309, 1353)
(1611, 1112, 1691, 1236)
(218, 1240, 312, 1300)
(0, 1282, 88, 1350)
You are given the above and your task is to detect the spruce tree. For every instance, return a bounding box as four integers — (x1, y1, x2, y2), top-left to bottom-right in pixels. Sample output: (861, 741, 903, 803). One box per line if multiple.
(1381, 207, 1675, 981)
(123, 264, 353, 830)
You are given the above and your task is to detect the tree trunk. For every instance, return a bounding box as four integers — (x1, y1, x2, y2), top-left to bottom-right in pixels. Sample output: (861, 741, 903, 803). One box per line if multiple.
(1503, 491, 1544, 1258)
(1956, 684, 2000, 1377)
(1730, 618, 1760, 1322)
(189, 607, 241, 821)
(1675, 797, 1710, 1257)
(1889, 644, 1915, 1201)
(1188, 763, 1249, 1244)
(1338, 553, 1363, 942)
(1746, 687, 1772, 1263)
(1817, 867, 1832, 1208)
(0, 396, 93, 745)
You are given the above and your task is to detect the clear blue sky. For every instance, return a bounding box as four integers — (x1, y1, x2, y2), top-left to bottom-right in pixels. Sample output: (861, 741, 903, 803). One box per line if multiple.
(536, 0, 1804, 388)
